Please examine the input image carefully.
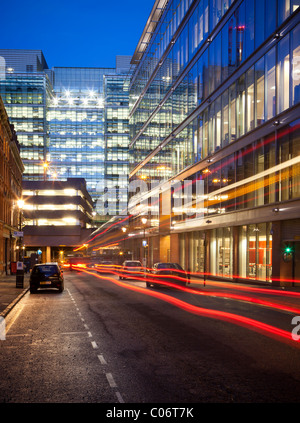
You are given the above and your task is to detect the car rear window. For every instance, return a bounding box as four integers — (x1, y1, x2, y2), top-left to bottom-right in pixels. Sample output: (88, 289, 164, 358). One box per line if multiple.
(125, 262, 141, 267)
(156, 263, 176, 269)
(34, 265, 59, 276)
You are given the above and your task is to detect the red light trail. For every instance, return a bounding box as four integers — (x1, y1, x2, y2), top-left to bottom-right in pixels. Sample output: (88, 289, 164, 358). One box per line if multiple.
(74, 266, 300, 349)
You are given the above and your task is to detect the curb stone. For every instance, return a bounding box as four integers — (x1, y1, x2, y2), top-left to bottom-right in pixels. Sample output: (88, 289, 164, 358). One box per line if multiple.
(0, 286, 30, 319)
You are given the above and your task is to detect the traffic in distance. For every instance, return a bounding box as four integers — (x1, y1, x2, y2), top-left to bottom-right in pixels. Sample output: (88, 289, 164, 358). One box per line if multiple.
(27, 258, 190, 294)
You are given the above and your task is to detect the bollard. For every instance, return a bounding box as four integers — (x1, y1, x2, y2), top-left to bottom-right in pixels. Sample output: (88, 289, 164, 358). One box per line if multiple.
(16, 261, 24, 288)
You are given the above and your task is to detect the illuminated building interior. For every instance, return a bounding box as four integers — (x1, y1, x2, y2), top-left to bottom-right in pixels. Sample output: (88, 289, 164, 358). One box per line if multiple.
(126, 0, 300, 285)
(0, 51, 132, 216)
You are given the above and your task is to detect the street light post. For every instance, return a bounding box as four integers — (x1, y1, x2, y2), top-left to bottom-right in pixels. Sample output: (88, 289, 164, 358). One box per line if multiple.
(16, 199, 24, 288)
(141, 217, 147, 272)
(121, 227, 127, 258)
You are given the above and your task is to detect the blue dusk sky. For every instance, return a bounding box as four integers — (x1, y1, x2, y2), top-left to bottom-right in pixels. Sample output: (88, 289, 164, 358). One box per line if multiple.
(0, 0, 155, 68)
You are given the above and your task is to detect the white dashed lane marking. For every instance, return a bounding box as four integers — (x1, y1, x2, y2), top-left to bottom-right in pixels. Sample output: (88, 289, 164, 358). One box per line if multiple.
(98, 354, 107, 365)
(67, 288, 124, 403)
(106, 373, 117, 388)
(91, 341, 98, 349)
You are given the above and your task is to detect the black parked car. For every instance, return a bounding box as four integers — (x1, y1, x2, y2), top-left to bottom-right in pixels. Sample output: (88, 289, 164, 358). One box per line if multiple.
(146, 262, 187, 288)
(30, 263, 64, 293)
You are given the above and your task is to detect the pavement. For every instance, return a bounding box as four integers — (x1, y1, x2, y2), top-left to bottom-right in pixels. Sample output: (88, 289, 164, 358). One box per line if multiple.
(0, 273, 30, 318)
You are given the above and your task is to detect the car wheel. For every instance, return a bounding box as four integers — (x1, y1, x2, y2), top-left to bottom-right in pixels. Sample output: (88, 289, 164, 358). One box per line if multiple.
(146, 282, 151, 287)
(30, 287, 37, 294)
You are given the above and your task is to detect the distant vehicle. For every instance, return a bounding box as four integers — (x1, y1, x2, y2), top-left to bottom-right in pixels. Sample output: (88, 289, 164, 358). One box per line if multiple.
(146, 262, 187, 288)
(119, 260, 143, 280)
(68, 256, 91, 270)
(30, 263, 64, 293)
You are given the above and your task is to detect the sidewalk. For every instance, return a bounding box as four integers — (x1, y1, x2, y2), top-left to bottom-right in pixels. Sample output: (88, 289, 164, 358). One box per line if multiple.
(0, 274, 30, 318)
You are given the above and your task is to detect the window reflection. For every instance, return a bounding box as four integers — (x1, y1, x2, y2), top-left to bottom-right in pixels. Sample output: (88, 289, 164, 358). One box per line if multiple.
(130, 3, 300, 190)
(277, 34, 290, 113)
(292, 24, 300, 105)
(266, 48, 276, 121)
(255, 57, 264, 127)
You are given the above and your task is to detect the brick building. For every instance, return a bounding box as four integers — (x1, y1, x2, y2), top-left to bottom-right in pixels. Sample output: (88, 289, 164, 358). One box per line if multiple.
(0, 96, 24, 275)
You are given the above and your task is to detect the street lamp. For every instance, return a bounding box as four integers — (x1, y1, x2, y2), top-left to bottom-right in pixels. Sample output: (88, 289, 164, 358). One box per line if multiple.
(17, 199, 24, 211)
(121, 227, 127, 257)
(141, 217, 148, 269)
(16, 199, 24, 261)
(16, 199, 24, 288)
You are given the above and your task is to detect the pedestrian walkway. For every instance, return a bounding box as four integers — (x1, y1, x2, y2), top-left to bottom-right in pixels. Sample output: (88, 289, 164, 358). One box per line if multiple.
(0, 274, 30, 317)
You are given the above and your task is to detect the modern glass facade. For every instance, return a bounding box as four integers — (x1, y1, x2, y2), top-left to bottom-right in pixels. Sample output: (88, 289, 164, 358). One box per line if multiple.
(48, 67, 113, 201)
(100, 74, 130, 215)
(0, 71, 52, 180)
(128, 0, 300, 285)
(0, 51, 132, 215)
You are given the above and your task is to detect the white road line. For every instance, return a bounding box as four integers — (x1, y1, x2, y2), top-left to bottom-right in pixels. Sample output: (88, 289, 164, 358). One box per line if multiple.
(106, 373, 117, 388)
(116, 391, 125, 403)
(97, 354, 107, 365)
(5, 304, 25, 334)
(67, 287, 124, 403)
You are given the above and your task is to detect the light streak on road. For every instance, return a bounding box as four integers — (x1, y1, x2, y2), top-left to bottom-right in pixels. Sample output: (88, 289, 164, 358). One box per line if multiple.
(74, 267, 300, 349)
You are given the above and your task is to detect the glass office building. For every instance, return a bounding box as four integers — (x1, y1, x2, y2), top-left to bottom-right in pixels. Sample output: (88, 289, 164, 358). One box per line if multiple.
(128, 0, 300, 285)
(0, 50, 132, 215)
(0, 50, 52, 180)
(101, 74, 130, 215)
(48, 66, 114, 202)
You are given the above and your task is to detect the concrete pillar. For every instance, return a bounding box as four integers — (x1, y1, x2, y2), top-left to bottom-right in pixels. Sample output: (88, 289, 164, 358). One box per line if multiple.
(271, 221, 281, 287)
(233, 226, 239, 281)
(46, 246, 51, 263)
(152, 236, 160, 265)
(170, 233, 179, 264)
(160, 235, 170, 262)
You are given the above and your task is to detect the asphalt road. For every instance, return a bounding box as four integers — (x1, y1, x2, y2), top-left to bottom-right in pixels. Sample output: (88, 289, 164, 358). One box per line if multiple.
(0, 269, 300, 404)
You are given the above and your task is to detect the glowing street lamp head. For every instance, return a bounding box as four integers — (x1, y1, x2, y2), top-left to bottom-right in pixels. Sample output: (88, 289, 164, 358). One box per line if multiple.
(17, 199, 24, 209)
